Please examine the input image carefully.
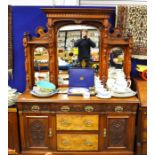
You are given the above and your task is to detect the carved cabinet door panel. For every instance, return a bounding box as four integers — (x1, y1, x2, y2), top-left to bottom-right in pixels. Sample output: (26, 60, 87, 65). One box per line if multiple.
(21, 114, 54, 151)
(103, 114, 136, 151)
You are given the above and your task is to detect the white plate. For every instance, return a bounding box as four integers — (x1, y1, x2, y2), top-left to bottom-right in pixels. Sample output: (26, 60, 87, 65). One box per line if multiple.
(111, 91, 137, 98)
(30, 90, 58, 97)
(96, 94, 111, 99)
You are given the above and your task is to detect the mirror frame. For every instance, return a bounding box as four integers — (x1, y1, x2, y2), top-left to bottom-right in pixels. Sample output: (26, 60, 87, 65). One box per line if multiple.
(23, 8, 133, 91)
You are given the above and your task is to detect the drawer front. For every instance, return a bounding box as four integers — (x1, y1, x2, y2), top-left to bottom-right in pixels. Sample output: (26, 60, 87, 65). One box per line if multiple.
(22, 104, 50, 112)
(57, 134, 98, 151)
(57, 114, 98, 130)
(55, 104, 137, 113)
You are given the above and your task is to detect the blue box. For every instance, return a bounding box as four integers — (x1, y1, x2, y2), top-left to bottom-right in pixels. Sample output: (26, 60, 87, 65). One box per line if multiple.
(69, 68, 94, 88)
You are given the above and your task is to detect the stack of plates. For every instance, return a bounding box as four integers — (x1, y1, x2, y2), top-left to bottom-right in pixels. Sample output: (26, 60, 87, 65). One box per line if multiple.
(30, 89, 58, 97)
(8, 87, 21, 107)
(30, 81, 57, 97)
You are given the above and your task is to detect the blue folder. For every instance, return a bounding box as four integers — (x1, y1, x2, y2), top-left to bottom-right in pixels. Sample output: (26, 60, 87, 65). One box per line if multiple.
(69, 68, 94, 88)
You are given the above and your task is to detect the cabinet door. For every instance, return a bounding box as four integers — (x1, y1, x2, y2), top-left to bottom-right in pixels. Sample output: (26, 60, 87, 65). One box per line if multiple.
(103, 114, 136, 151)
(20, 114, 54, 151)
(8, 110, 20, 153)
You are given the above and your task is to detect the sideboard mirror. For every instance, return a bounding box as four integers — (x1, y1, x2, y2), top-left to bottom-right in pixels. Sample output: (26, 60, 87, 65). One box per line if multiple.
(57, 25, 100, 86)
(34, 46, 49, 84)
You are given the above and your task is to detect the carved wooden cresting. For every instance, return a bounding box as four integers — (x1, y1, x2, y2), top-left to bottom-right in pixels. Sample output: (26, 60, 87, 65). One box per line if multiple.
(23, 8, 133, 90)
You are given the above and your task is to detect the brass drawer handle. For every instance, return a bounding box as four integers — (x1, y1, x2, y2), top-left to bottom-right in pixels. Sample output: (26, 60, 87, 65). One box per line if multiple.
(48, 128, 52, 137)
(84, 106, 94, 112)
(84, 141, 93, 146)
(84, 120, 93, 127)
(31, 105, 40, 112)
(115, 106, 123, 112)
(62, 140, 70, 146)
(60, 106, 70, 112)
(60, 120, 71, 127)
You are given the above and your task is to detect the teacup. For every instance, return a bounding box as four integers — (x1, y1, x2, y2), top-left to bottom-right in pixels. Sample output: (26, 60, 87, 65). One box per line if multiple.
(106, 78, 115, 90)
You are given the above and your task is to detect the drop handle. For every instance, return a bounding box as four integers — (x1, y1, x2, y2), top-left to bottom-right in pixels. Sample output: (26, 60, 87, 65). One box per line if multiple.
(60, 105, 70, 112)
(31, 105, 40, 112)
(84, 120, 93, 127)
(48, 128, 52, 138)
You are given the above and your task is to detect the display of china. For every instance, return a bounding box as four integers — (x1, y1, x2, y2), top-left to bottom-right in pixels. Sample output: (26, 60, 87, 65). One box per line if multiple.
(31, 81, 57, 97)
(8, 86, 21, 107)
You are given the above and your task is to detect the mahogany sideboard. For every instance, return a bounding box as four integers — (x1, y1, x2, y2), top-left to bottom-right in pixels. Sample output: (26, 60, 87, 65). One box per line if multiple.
(17, 92, 139, 155)
(135, 79, 147, 155)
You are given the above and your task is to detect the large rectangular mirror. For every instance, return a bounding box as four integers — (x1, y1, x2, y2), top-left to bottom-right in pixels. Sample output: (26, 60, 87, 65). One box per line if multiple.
(57, 25, 100, 86)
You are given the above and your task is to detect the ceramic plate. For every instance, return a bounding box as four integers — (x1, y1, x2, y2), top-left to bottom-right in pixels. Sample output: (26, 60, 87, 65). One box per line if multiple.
(30, 90, 58, 97)
(96, 94, 111, 99)
(111, 91, 136, 98)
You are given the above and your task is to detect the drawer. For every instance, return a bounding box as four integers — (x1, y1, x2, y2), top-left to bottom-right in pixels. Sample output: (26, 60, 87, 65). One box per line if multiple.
(56, 114, 99, 130)
(57, 134, 98, 151)
(22, 104, 50, 112)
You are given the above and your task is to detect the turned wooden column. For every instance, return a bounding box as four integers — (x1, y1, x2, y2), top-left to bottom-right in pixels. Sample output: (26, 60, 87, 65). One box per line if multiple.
(124, 36, 133, 81)
(47, 18, 58, 86)
(99, 18, 109, 85)
(23, 33, 32, 91)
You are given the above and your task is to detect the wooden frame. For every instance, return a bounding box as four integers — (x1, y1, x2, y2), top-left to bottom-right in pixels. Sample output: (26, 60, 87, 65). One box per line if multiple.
(23, 8, 133, 91)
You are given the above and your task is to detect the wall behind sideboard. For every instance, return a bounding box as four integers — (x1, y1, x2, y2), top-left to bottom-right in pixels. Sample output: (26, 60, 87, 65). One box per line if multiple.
(8, 6, 116, 92)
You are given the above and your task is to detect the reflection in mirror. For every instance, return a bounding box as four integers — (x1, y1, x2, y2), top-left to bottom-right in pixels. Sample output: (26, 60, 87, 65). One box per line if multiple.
(57, 25, 100, 86)
(34, 47, 49, 84)
(109, 47, 124, 69)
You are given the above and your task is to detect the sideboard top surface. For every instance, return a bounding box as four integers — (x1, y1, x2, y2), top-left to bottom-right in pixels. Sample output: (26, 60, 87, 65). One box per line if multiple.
(17, 91, 139, 104)
(135, 79, 147, 107)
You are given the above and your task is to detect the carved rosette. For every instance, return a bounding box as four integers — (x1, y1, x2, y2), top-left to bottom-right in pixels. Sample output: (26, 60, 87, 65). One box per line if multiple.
(108, 119, 127, 147)
(30, 120, 45, 145)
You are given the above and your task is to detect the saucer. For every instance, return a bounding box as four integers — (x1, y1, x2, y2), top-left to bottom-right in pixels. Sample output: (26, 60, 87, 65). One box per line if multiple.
(111, 91, 136, 98)
(96, 94, 111, 99)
